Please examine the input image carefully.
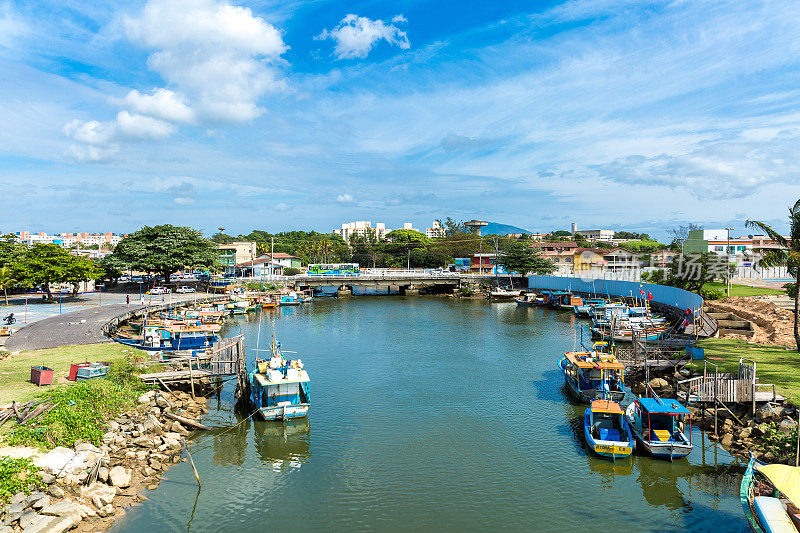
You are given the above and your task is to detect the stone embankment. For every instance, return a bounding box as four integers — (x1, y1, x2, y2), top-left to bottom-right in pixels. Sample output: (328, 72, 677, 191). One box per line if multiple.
(631, 368, 798, 464)
(710, 297, 796, 348)
(1, 390, 208, 532)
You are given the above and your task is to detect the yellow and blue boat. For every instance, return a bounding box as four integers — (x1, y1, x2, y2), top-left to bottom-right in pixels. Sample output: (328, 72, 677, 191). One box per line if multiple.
(558, 343, 628, 403)
(624, 396, 693, 460)
(583, 399, 634, 461)
(741, 453, 800, 533)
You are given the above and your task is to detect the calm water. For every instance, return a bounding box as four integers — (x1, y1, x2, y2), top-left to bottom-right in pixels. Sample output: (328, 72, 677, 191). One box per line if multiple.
(113, 298, 746, 532)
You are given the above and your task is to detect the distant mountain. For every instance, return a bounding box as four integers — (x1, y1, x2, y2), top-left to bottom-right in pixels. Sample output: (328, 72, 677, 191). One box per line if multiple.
(481, 222, 532, 236)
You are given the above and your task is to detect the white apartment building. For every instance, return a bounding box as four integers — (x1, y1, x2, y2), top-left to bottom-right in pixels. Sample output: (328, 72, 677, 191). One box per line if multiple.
(334, 221, 388, 241)
(425, 220, 445, 238)
(575, 229, 615, 242)
(14, 231, 123, 248)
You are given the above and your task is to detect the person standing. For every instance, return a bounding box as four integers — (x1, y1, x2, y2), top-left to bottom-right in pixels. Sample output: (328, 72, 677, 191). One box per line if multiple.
(126, 294, 130, 306)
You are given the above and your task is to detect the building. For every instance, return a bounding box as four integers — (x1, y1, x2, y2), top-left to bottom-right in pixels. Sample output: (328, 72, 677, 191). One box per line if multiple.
(262, 253, 302, 270)
(426, 220, 445, 238)
(683, 229, 754, 258)
(13, 231, 124, 248)
(334, 221, 388, 241)
(650, 249, 677, 268)
(532, 242, 578, 274)
(575, 229, 615, 242)
(602, 248, 642, 273)
(218, 242, 258, 275)
(572, 249, 607, 272)
(570, 222, 578, 234)
(234, 256, 285, 278)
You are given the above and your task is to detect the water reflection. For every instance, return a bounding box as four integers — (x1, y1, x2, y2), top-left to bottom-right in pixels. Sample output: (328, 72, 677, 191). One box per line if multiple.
(253, 418, 311, 471)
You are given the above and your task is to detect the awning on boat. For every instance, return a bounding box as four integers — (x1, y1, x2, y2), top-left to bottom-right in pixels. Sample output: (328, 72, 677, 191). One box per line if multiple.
(757, 464, 800, 508)
(638, 397, 691, 415)
(591, 400, 623, 414)
(565, 352, 625, 371)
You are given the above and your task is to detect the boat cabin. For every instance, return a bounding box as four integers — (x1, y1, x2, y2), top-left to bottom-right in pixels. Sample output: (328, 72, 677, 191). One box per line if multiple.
(249, 346, 310, 421)
(626, 397, 693, 459)
(585, 399, 633, 459)
(560, 350, 627, 403)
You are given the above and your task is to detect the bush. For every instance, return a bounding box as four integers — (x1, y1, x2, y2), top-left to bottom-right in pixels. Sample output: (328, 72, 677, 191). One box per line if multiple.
(283, 267, 301, 276)
(0, 457, 45, 504)
(459, 287, 474, 296)
(758, 421, 798, 461)
(9, 363, 148, 448)
(700, 287, 724, 300)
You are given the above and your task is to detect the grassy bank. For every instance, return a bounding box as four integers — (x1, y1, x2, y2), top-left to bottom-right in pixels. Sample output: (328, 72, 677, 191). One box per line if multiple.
(694, 338, 800, 403)
(703, 281, 786, 297)
(0, 343, 140, 404)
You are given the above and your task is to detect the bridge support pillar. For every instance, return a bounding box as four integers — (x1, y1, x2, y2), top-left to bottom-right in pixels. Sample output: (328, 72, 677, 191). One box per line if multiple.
(402, 285, 419, 296)
(337, 285, 353, 297)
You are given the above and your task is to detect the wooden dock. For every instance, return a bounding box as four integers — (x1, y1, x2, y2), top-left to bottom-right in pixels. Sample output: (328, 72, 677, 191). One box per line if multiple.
(677, 358, 784, 410)
(138, 335, 246, 387)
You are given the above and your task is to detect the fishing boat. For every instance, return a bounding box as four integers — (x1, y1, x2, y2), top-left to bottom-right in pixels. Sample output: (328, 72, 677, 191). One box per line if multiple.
(227, 300, 250, 315)
(741, 453, 800, 532)
(279, 292, 304, 306)
(490, 287, 521, 300)
(115, 323, 219, 351)
(258, 296, 278, 309)
(554, 292, 584, 311)
(625, 396, 693, 460)
(248, 338, 310, 420)
(534, 290, 552, 305)
(558, 343, 628, 403)
(514, 292, 538, 305)
(584, 399, 634, 461)
(547, 290, 569, 308)
(574, 298, 605, 317)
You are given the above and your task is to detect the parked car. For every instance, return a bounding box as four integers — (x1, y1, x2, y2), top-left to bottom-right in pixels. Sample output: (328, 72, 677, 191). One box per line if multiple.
(149, 286, 171, 295)
(175, 286, 196, 294)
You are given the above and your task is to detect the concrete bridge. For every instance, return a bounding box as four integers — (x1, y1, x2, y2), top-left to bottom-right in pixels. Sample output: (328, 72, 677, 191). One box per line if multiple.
(293, 270, 469, 295)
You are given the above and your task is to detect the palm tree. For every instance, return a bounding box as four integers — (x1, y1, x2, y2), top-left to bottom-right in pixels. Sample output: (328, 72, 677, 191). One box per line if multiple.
(747, 198, 800, 351)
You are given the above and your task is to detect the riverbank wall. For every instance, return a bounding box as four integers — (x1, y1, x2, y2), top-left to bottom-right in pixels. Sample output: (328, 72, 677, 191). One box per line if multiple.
(527, 275, 704, 320)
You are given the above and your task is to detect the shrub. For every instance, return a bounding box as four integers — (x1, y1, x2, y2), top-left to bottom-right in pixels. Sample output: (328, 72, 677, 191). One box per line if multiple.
(283, 267, 301, 276)
(459, 287, 474, 296)
(758, 421, 798, 461)
(785, 282, 797, 299)
(700, 287, 724, 300)
(0, 457, 45, 504)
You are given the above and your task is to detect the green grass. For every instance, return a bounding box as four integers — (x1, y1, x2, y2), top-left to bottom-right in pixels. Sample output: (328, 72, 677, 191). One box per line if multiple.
(691, 338, 800, 403)
(0, 343, 141, 404)
(703, 282, 786, 297)
(0, 457, 44, 504)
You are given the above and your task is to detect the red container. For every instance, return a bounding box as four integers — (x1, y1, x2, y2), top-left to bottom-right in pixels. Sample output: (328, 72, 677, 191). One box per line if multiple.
(68, 362, 92, 381)
(31, 366, 54, 386)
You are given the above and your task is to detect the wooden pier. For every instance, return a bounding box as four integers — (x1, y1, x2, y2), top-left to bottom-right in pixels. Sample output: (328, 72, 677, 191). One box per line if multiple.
(677, 358, 784, 411)
(138, 335, 246, 389)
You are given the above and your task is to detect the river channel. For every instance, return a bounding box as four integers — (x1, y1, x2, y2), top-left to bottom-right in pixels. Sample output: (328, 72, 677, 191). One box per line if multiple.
(112, 297, 746, 532)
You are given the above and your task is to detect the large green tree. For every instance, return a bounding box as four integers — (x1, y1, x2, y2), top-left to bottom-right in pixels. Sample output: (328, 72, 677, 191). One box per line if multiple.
(11, 244, 101, 300)
(111, 225, 219, 283)
(747, 198, 800, 351)
(497, 240, 556, 275)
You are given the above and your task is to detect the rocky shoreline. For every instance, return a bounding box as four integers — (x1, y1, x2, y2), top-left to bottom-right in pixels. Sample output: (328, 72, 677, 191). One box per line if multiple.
(1, 390, 209, 533)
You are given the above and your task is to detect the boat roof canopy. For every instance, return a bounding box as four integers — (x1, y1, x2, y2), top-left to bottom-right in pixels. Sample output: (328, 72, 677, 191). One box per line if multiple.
(254, 371, 310, 387)
(757, 464, 800, 508)
(565, 352, 625, 371)
(638, 397, 690, 415)
(591, 399, 623, 414)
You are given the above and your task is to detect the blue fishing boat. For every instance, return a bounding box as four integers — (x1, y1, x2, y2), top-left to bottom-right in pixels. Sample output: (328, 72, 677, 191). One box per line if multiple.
(583, 399, 634, 461)
(574, 298, 605, 316)
(278, 292, 304, 306)
(115, 323, 219, 351)
(558, 343, 628, 403)
(248, 338, 310, 420)
(741, 453, 800, 533)
(625, 396, 693, 460)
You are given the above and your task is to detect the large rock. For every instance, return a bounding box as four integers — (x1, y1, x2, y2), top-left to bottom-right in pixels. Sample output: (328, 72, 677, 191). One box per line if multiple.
(648, 377, 669, 389)
(721, 433, 734, 447)
(133, 436, 154, 448)
(40, 501, 77, 518)
(109, 466, 131, 488)
(779, 418, 798, 435)
(756, 403, 780, 421)
(96, 504, 115, 518)
(47, 486, 64, 499)
(19, 509, 40, 529)
(740, 427, 753, 439)
(138, 391, 156, 404)
(80, 482, 116, 508)
(23, 514, 76, 533)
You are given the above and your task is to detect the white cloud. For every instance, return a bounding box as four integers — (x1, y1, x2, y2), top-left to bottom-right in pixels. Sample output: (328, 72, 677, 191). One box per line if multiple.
(64, 143, 119, 163)
(336, 193, 354, 203)
(0, 2, 29, 49)
(317, 14, 410, 60)
(174, 196, 196, 205)
(275, 202, 289, 211)
(125, 0, 287, 122)
(122, 88, 196, 124)
(392, 15, 407, 24)
(115, 111, 176, 139)
(62, 119, 115, 145)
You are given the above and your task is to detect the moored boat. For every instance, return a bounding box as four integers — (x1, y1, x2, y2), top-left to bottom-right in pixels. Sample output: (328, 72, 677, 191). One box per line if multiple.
(490, 287, 521, 300)
(279, 292, 305, 306)
(625, 396, 693, 460)
(248, 338, 310, 420)
(584, 399, 634, 461)
(741, 453, 800, 533)
(514, 292, 538, 305)
(558, 343, 628, 403)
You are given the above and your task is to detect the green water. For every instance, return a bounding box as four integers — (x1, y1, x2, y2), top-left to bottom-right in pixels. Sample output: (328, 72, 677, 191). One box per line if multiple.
(112, 298, 746, 532)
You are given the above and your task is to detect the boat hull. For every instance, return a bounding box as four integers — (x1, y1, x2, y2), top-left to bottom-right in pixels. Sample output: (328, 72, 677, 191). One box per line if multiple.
(583, 411, 634, 460)
(257, 403, 309, 421)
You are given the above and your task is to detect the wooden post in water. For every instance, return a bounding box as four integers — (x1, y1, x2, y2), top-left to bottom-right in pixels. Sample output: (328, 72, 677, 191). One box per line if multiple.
(188, 357, 196, 399)
(182, 437, 201, 488)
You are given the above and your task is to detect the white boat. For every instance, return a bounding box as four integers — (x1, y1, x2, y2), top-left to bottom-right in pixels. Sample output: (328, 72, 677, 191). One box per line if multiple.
(248, 338, 310, 421)
(625, 397, 693, 460)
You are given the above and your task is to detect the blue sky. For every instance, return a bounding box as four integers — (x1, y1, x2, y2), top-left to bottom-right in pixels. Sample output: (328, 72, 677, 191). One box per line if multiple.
(1, 0, 799, 240)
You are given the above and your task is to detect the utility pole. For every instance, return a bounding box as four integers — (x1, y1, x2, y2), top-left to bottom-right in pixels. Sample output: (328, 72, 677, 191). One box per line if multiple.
(725, 227, 734, 297)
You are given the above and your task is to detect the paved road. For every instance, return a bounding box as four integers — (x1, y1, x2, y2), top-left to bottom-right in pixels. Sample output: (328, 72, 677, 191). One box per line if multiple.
(2, 293, 218, 352)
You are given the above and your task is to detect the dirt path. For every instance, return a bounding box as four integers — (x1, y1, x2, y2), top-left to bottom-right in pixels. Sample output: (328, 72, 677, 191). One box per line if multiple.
(711, 296, 796, 348)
